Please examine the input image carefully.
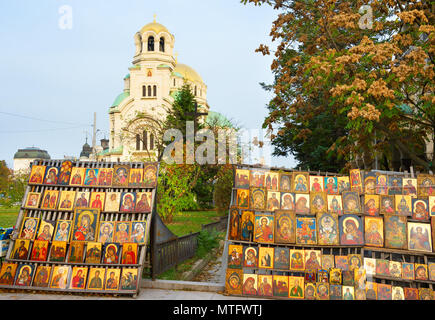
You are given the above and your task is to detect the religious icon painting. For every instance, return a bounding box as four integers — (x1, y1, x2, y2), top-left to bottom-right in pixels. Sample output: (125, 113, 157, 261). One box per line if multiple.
(135, 192, 153, 213)
(242, 273, 257, 296)
(394, 195, 412, 217)
(84, 168, 99, 186)
(388, 261, 402, 278)
(40, 189, 59, 210)
(288, 276, 304, 299)
(74, 191, 90, 209)
(339, 215, 364, 246)
(112, 165, 130, 187)
(128, 168, 143, 187)
(294, 194, 310, 215)
(24, 192, 41, 209)
(11, 239, 30, 260)
(337, 176, 351, 194)
(121, 270, 138, 292)
(412, 198, 429, 221)
(30, 240, 49, 261)
(408, 222, 432, 252)
(280, 192, 295, 211)
(349, 169, 363, 193)
(250, 169, 265, 188)
(363, 258, 376, 276)
(404, 287, 419, 300)
(402, 178, 417, 198)
(89, 192, 106, 211)
(316, 282, 329, 300)
(429, 262, 435, 281)
(376, 259, 390, 277)
(85, 241, 102, 264)
(0, 263, 18, 286)
(48, 241, 67, 262)
(57, 160, 72, 185)
(28, 165, 46, 185)
(296, 217, 317, 245)
(243, 246, 258, 268)
(43, 166, 59, 185)
(272, 275, 289, 297)
(376, 174, 388, 195)
(235, 169, 250, 189)
(71, 208, 100, 242)
(50, 266, 71, 289)
(321, 255, 334, 270)
(363, 194, 380, 216)
(254, 214, 274, 243)
(317, 212, 339, 245)
(265, 171, 279, 191)
(32, 265, 51, 288)
(329, 268, 342, 285)
(415, 264, 428, 281)
(68, 241, 85, 263)
(250, 188, 266, 211)
(342, 270, 354, 287)
(266, 191, 280, 211)
(105, 268, 121, 290)
(69, 266, 88, 290)
(304, 283, 316, 300)
(348, 254, 363, 271)
(257, 275, 273, 297)
(121, 243, 138, 264)
(130, 221, 147, 244)
(327, 195, 343, 215)
(388, 175, 403, 195)
(114, 221, 132, 244)
(228, 207, 240, 241)
(143, 164, 158, 188)
(19, 217, 39, 240)
(365, 281, 377, 300)
(53, 219, 72, 242)
(392, 287, 405, 300)
(274, 210, 295, 244)
(317, 269, 329, 283)
(289, 249, 304, 271)
(380, 195, 395, 215)
(70, 167, 86, 186)
(305, 269, 317, 283)
(36, 219, 55, 241)
(402, 262, 415, 280)
(258, 246, 274, 269)
(236, 189, 249, 209)
(97, 168, 113, 186)
(97, 221, 115, 244)
(225, 269, 243, 295)
(310, 191, 327, 214)
(364, 216, 384, 247)
(227, 244, 243, 269)
(355, 288, 366, 300)
(240, 210, 255, 241)
(103, 243, 121, 264)
(292, 172, 309, 194)
(57, 191, 75, 211)
(309, 176, 324, 193)
(120, 192, 137, 212)
(324, 176, 339, 195)
(87, 267, 105, 290)
(363, 172, 376, 195)
(304, 250, 322, 270)
(384, 215, 407, 250)
(335, 256, 349, 271)
(377, 283, 392, 300)
(105, 192, 121, 212)
(430, 196, 435, 216)
(342, 191, 361, 214)
(419, 288, 434, 300)
(330, 285, 342, 300)
(273, 247, 289, 270)
(417, 174, 435, 197)
(279, 172, 292, 193)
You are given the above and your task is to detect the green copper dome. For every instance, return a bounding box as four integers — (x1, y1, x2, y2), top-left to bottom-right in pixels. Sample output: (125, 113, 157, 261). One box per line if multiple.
(110, 91, 130, 108)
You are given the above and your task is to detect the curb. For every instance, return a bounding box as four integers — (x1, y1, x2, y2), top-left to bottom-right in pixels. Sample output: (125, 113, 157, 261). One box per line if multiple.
(140, 279, 224, 292)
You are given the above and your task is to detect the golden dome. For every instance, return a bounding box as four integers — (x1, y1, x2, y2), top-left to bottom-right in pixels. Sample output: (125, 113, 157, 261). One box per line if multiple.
(173, 63, 204, 84)
(140, 22, 171, 35)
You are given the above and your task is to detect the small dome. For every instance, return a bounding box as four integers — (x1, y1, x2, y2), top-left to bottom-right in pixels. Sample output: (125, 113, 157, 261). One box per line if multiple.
(14, 147, 50, 160)
(173, 63, 204, 84)
(140, 22, 171, 35)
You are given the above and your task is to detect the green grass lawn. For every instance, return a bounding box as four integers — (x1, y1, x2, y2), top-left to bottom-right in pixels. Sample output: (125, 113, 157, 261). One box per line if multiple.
(165, 210, 227, 237)
(0, 206, 19, 228)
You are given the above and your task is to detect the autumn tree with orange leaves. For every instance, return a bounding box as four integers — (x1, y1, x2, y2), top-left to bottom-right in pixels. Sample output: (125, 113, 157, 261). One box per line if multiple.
(243, 0, 434, 172)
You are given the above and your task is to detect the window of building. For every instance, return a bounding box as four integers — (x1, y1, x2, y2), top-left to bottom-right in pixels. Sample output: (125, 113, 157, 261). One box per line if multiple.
(150, 134, 154, 150)
(173, 78, 176, 86)
(142, 85, 147, 97)
(142, 130, 148, 150)
(147, 36, 154, 51)
(159, 37, 165, 52)
(136, 134, 141, 150)
(153, 85, 157, 97)
(148, 85, 152, 97)
(194, 86, 197, 96)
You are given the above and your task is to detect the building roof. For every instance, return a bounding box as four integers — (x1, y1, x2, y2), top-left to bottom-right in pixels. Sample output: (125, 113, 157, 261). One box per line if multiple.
(13, 147, 50, 160)
(140, 22, 171, 36)
(173, 63, 204, 84)
(110, 90, 130, 108)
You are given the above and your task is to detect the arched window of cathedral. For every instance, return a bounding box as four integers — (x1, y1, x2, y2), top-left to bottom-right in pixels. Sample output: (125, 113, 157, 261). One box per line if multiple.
(194, 86, 197, 96)
(148, 36, 155, 51)
(142, 130, 148, 150)
(148, 85, 152, 97)
(136, 134, 141, 150)
(159, 37, 165, 52)
(142, 85, 147, 97)
(153, 85, 157, 97)
(173, 78, 176, 86)
(150, 134, 154, 150)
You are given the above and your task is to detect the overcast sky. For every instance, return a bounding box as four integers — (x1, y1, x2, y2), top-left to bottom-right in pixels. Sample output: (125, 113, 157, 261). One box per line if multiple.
(0, 0, 296, 169)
